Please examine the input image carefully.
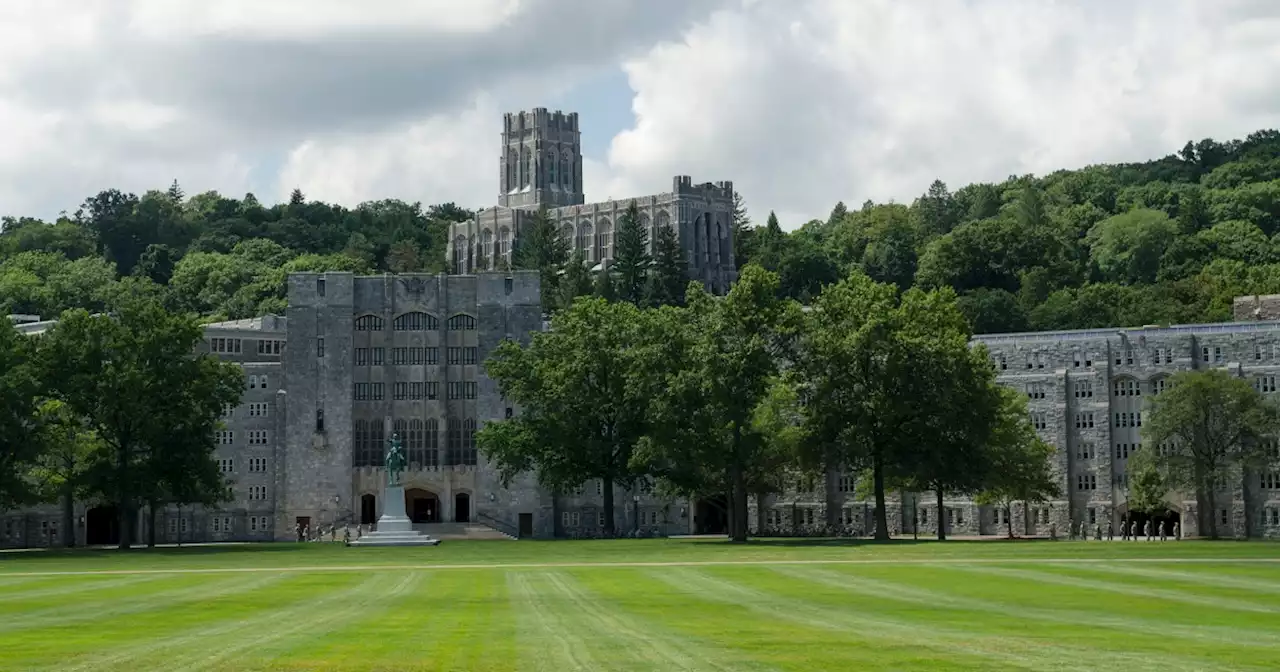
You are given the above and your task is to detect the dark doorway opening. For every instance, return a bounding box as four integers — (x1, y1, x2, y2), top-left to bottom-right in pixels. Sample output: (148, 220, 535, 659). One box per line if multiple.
(695, 496, 728, 535)
(519, 513, 534, 538)
(1123, 508, 1181, 538)
(454, 493, 471, 523)
(85, 506, 120, 546)
(405, 489, 439, 523)
(360, 494, 377, 525)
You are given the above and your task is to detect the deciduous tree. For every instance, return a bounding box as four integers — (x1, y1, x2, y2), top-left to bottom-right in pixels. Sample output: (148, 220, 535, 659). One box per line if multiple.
(1143, 369, 1280, 539)
(973, 389, 1060, 538)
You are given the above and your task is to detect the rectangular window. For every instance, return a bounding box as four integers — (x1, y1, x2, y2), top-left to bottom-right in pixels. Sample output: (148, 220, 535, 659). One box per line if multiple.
(215, 430, 234, 445)
(355, 348, 368, 367)
(426, 347, 439, 365)
(1125, 349, 1134, 365)
(1215, 346, 1223, 363)
(1257, 376, 1277, 394)
(1074, 381, 1093, 398)
(505, 407, 514, 419)
(1202, 346, 1210, 363)
(372, 383, 384, 401)
(996, 354, 1007, 371)
(1030, 412, 1047, 431)
(317, 337, 325, 358)
(1027, 383, 1046, 400)
(1074, 412, 1094, 429)
(316, 408, 325, 433)
(1221, 509, 1229, 526)
(1076, 443, 1095, 460)
(372, 348, 384, 366)
(465, 382, 477, 400)
(1076, 474, 1097, 491)
(1261, 472, 1280, 489)
(248, 485, 267, 501)
(426, 382, 439, 400)
(395, 382, 408, 401)
(1088, 508, 1097, 525)
(317, 277, 325, 296)
(249, 457, 267, 472)
(218, 458, 234, 473)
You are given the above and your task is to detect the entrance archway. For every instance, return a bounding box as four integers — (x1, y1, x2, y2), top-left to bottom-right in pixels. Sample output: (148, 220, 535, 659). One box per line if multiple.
(1119, 506, 1182, 538)
(695, 496, 728, 535)
(404, 488, 439, 524)
(86, 506, 119, 546)
(360, 494, 377, 525)
(454, 493, 471, 523)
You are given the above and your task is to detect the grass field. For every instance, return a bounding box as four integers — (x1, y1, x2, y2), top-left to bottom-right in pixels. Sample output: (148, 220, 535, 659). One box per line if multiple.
(2, 539, 1279, 671)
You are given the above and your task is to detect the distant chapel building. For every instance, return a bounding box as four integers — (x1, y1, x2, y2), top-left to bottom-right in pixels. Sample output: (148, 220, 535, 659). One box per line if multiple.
(447, 109, 739, 294)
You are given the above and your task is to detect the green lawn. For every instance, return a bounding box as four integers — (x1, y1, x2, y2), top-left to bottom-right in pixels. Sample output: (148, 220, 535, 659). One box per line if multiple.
(2, 539, 1278, 671)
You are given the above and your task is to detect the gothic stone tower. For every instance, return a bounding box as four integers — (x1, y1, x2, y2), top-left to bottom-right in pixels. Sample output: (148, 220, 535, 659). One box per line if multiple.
(498, 109, 585, 209)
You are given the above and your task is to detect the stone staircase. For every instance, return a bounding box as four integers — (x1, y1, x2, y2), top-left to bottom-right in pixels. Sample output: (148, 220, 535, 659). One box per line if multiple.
(410, 522, 515, 541)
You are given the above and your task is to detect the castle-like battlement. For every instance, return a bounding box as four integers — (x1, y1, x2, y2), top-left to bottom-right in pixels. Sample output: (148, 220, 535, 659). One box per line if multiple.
(504, 108, 579, 132)
(672, 175, 734, 201)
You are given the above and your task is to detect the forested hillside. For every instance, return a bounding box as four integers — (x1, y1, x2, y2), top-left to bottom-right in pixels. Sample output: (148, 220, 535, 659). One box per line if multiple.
(3, 129, 1280, 332)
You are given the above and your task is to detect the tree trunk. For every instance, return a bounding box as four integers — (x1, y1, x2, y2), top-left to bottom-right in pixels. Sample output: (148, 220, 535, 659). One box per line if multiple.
(146, 500, 157, 548)
(61, 481, 75, 548)
(872, 454, 889, 541)
(1005, 503, 1013, 539)
(1205, 487, 1219, 540)
(602, 477, 615, 537)
(755, 489, 768, 535)
(935, 486, 946, 541)
(117, 443, 131, 550)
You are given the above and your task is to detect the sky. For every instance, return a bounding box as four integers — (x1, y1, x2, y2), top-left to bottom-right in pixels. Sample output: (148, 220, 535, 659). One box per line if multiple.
(1, 0, 1278, 228)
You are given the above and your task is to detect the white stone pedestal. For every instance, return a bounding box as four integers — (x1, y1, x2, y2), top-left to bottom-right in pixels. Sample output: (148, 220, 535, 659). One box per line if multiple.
(350, 484, 441, 547)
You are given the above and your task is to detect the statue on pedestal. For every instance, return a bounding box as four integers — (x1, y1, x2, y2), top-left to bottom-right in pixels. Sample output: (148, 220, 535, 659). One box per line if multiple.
(386, 433, 406, 487)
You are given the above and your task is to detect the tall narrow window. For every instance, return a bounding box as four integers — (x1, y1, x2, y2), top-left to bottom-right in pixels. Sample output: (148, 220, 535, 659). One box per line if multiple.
(316, 337, 325, 358)
(315, 408, 325, 433)
(317, 277, 325, 297)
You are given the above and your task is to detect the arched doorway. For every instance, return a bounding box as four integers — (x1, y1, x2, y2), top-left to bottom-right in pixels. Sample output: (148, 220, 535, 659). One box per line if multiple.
(695, 496, 728, 535)
(454, 493, 471, 523)
(86, 506, 120, 546)
(360, 494, 377, 525)
(1119, 505, 1182, 538)
(404, 488, 439, 524)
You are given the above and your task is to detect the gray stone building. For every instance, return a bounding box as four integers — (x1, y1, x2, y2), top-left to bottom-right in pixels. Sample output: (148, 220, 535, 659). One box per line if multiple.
(447, 108, 739, 294)
(7, 284, 1280, 546)
(750, 319, 1280, 540)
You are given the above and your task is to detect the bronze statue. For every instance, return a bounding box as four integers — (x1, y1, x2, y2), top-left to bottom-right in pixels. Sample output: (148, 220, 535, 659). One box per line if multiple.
(385, 433, 406, 487)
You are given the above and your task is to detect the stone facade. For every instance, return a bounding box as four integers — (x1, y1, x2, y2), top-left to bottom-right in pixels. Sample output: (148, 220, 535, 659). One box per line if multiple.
(751, 320, 1280, 540)
(448, 108, 739, 294)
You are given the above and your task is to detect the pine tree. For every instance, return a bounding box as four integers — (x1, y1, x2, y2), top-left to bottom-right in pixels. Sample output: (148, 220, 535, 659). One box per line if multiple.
(611, 201, 650, 305)
(512, 207, 570, 313)
(289, 188, 306, 207)
(559, 250, 593, 309)
(826, 201, 847, 229)
(166, 180, 184, 204)
(645, 222, 687, 307)
(594, 267, 616, 302)
(732, 191, 754, 269)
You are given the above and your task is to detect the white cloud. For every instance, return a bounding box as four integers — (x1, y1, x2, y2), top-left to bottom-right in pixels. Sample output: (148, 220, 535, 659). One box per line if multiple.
(600, 0, 1280, 227)
(1, 0, 1279, 228)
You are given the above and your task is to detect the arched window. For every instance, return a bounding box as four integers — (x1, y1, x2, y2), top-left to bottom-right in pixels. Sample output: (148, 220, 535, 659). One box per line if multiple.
(521, 147, 531, 188)
(561, 150, 572, 189)
(639, 212, 652, 252)
(498, 226, 512, 261)
(560, 224, 574, 249)
(463, 418, 477, 466)
(577, 222, 594, 262)
(407, 419, 424, 466)
(394, 312, 438, 332)
(447, 314, 476, 331)
(547, 150, 557, 186)
(424, 418, 440, 468)
(598, 218, 613, 260)
(369, 421, 385, 467)
(447, 418, 462, 466)
(353, 419, 369, 467)
(506, 149, 518, 192)
(479, 230, 493, 270)
(355, 315, 384, 332)
(453, 235, 467, 273)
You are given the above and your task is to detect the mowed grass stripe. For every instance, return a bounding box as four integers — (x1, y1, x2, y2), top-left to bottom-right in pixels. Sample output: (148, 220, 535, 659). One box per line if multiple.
(776, 565, 1280, 652)
(1078, 563, 1280, 595)
(3, 555, 1280, 578)
(668, 566, 1221, 672)
(0, 572, 286, 634)
(43, 573, 409, 672)
(953, 564, 1280, 614)
(547, 570, 769, 672)
(3, 573, 164, 602)
(261, 569, 516, 672)
(508, 571, 599, 671)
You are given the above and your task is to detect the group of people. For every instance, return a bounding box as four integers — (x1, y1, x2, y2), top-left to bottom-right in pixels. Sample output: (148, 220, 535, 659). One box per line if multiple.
(1055, 518, 1180, 541)
(292, 523, 354, 544)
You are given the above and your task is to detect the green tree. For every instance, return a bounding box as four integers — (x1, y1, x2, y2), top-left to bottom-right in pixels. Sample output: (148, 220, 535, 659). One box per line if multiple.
(594, 266, 616, 302)
(38, 291, 244, 549)
(479, 297, 650, 535)
(640, 266, 792, 541)
(973, 389, 1060, 538)
(0, 320, 42, 510)
(512, 206, 569, 313)
(559, 250, 593, 309)
(732, 191, 753, 269)
(31, 399, 98, 547)
(385, 239, 423, 273)
(1126, 446, 1168, 517)
(1143, 369, 1280, 539)
(645, 223, 687, 307)
(611, 201, 650, 305)
(1086, 208, 1178, 284)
